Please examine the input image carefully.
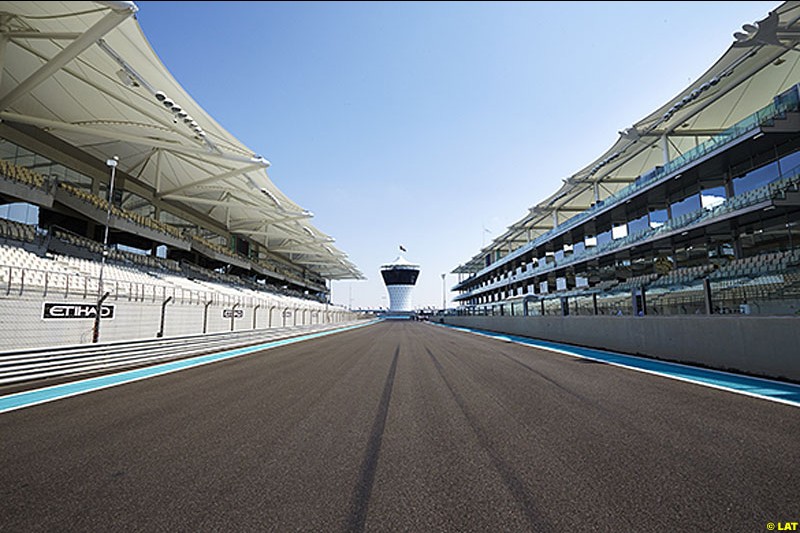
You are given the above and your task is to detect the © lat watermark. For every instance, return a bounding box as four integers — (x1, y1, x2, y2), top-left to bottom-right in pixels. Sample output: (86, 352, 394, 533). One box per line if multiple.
(767, 522, 799, 531)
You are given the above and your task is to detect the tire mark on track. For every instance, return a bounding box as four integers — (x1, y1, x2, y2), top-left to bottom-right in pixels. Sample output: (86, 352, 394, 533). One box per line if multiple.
(434, 337, 597, 410)
(434, 330, 674, 447)
(346, 345, 399, 533)
(424, 346, 553, 532)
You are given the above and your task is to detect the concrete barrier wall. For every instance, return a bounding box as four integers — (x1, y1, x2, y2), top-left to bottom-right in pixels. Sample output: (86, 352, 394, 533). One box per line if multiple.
(441, 315, 800, 382)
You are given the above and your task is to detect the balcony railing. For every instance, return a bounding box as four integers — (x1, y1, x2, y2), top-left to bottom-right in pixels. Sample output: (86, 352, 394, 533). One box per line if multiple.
(457, 84, 800, 288)
(456, 162, 800, 300)
(546, 84, 800, 246)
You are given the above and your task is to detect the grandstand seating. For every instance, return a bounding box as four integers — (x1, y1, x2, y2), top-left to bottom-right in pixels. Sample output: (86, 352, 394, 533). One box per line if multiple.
(456, 245, 800, 317)
(52, 228, 183, 273)
(190, 234, 236, 257)
(0, 208, 335, 307)
(537, 88, 800, 244)
(58, 182, 185, 240)
(456, 169, 800, 305)
(0, 241, 337, 316)
(0, 159, 46, 190)
(0, 145, 332, 301)
(0, 218, 36, 243)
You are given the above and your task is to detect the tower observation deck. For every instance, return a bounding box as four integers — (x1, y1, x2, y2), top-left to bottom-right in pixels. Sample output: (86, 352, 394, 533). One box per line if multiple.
(380, 254, 420, 312)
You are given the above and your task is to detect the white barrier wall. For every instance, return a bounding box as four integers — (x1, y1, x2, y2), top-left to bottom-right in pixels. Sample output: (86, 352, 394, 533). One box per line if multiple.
(0, 292, 353, 351)
(0, 245, 355, 351)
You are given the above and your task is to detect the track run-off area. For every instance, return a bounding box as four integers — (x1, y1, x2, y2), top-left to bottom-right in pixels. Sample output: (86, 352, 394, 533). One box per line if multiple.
(1, 320, 798, 532)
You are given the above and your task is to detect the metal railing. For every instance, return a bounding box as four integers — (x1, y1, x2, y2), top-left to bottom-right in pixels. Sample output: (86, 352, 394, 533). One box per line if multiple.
(456, 84, 800, 288)
(456, 163, 800, 301)
(0, 320, 369, 386)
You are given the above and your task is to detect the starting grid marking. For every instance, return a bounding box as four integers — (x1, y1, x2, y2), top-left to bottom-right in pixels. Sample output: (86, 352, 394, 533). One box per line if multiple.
(435, 322, 800, 409)
(0, 320, 380, 415)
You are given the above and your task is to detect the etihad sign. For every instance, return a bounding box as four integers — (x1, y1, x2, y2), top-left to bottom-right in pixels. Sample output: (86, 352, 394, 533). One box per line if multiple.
(42, 303, 115, 320)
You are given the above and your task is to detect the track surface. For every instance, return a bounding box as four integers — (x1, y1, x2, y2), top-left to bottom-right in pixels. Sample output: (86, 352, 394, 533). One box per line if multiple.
(1, 320, 798, 532)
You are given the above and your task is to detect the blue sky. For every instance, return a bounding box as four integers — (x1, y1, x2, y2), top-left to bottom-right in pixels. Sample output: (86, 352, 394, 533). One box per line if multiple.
(136, 1, 780, 310)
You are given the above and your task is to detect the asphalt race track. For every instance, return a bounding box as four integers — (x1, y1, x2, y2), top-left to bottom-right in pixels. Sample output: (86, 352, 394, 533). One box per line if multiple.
(1, 320, 798, 532)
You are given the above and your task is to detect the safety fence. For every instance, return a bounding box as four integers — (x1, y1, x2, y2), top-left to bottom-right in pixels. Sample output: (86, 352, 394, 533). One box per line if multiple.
(0, 320, 370, 386)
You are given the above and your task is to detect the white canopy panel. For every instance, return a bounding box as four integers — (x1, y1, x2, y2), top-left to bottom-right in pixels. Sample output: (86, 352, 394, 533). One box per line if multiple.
(0, 1, 363, 280)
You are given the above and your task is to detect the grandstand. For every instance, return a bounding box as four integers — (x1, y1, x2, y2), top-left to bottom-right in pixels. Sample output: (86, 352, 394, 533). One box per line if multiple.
(0, 1, 363, 350)
(443, 2, 800, 378)
(451, 2, 800, 320)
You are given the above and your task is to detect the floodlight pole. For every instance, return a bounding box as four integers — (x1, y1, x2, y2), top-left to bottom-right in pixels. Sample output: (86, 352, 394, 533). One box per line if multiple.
(441, 273, 446, 313)
(92, 155, 119, 343)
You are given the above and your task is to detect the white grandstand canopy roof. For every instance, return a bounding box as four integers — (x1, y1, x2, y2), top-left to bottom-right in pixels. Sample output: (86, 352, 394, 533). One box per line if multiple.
(0, 1, 363, 280)
(454, 0, 800, 274)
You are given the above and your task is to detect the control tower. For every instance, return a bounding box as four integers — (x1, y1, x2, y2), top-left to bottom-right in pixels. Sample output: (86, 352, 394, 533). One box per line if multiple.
(380, 251, 420, 312)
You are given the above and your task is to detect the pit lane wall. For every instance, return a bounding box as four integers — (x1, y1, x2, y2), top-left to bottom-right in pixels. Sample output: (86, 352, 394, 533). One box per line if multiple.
(438, 315, 800, 382)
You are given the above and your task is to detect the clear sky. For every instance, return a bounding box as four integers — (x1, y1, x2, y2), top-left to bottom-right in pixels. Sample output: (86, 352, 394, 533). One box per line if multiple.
(135, 1, 780, 310)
